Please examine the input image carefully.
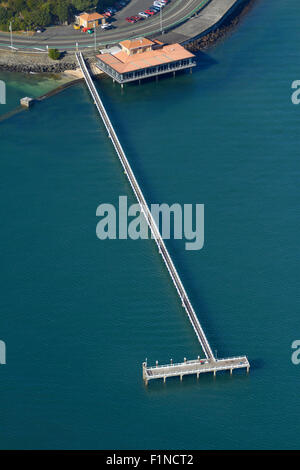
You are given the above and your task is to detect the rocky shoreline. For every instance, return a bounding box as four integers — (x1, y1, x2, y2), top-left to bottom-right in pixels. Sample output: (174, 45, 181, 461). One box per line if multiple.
(0, 50, 97, 73)
(186, 0, 256, 52)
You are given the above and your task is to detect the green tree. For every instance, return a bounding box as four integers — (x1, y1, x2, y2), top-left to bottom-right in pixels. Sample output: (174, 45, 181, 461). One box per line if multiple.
(48, 48, 61, 60)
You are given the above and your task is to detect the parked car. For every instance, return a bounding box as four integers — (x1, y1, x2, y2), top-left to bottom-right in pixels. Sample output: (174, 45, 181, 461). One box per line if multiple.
(103, 11, 112, 17)
(101, 23, 112, 29)
(133, 16, 142, 21)
(145, 9, 155, 15)
(126, 16, 137, 23)
(154, 1, 165, 6)
(138, 11, 149, 18)
(87, 28, 94, 34)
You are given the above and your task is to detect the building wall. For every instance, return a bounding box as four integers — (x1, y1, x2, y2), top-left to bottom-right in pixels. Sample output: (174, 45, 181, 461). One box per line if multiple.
(78, 16, 105, 28)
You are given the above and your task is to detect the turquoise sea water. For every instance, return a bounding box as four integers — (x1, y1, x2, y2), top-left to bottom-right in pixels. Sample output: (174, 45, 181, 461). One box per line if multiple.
(0, 0, 300, 449)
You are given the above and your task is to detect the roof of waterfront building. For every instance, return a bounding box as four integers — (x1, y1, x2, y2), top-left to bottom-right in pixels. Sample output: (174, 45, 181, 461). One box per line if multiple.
(79, 12, 104, 21)
(96, 42, 195, 74)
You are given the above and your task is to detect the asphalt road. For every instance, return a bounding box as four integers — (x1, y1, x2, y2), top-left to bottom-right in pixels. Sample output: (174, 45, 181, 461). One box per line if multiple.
(0, 0, 210, 51)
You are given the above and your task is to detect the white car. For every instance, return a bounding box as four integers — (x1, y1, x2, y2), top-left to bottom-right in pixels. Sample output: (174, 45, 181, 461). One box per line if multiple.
(153, 1, 165, 7)
(101, 23, 112, 29)
(138, 11, 149, 17)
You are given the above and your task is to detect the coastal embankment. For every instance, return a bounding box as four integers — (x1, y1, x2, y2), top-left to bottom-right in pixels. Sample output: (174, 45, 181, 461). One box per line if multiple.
(0, 50, 102, 74)
(0, 50, 78, 73)
(185, 0, 257, 51)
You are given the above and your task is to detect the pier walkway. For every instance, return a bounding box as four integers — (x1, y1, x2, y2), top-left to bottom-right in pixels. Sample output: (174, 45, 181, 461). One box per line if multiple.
(76, 52, 250, 384)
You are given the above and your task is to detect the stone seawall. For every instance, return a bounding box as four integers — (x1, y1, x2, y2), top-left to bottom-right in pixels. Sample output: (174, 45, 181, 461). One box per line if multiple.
(185, 0, 257, 51)
(0, 50, 100, 74)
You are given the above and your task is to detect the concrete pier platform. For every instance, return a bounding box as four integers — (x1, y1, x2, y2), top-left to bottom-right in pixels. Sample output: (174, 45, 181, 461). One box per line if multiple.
(143, 356, 250, 384)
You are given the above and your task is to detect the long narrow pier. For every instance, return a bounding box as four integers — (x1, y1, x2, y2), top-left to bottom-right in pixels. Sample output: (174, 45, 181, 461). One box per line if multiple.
(76, 52, 250, 384)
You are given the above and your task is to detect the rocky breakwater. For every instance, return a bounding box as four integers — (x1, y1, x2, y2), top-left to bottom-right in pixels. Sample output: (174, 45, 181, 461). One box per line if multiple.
(0, 51, 89, 73)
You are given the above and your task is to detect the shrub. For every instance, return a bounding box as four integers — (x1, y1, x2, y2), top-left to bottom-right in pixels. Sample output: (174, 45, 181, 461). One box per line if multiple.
(48, 48, 61, 60)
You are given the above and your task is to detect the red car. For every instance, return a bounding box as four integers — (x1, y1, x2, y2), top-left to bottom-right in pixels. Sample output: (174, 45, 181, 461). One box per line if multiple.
(145, 9, 155, 15)
(126, 16, 136, 23)
(103, 11, 112, 17)
(133, 15, 142, 21)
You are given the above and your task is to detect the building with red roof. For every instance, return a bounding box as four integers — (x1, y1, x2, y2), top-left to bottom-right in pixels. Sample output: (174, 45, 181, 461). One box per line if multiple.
(96, 38, 196, 85)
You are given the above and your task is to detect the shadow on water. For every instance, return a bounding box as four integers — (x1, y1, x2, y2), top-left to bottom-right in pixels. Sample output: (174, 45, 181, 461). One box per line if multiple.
(248, 358, 264, 371)
(144, 367, 250, 395)
(193, 51, 218, 72)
